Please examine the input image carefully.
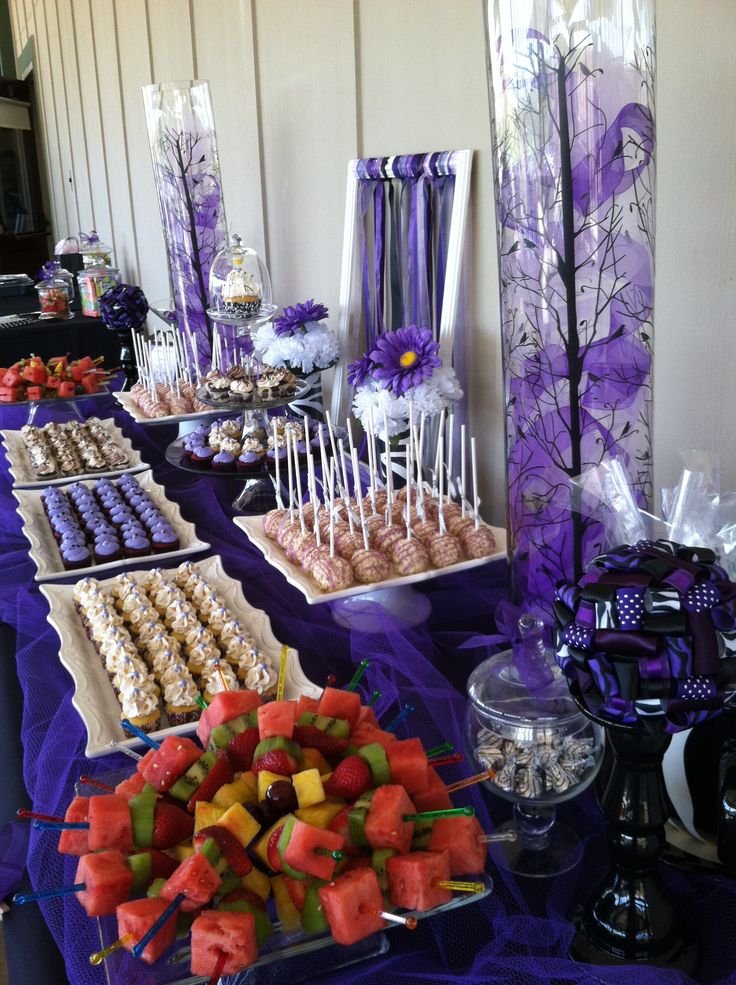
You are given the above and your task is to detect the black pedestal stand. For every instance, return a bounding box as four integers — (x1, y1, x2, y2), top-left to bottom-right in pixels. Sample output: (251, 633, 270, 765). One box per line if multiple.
(571, 686, 699, 973)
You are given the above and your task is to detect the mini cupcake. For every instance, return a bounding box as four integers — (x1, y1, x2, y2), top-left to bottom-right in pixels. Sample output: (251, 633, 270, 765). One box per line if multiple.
(61, 544, 91, 571)
(190, 446, 215, 470)
(123, 533, 151, 558)
(120, 687, 162, 734)
(151, 526, 180, 553)
(163, 674, 201, 726)
(94, 538, 122, 564)
(205, 375, 232, 402)
(212, 450, 236, 473)
(201, 660, 239, 703)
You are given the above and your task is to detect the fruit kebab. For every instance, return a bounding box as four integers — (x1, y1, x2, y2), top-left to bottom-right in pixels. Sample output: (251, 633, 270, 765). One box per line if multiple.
(33, 680, 502, 978)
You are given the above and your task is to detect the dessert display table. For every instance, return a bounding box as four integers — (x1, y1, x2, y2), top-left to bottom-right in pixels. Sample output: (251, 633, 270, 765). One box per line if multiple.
(1, 390, 735, 985)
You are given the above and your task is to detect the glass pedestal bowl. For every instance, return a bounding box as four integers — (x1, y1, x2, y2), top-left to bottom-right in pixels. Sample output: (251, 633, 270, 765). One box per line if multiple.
(464, 626, 603, 878)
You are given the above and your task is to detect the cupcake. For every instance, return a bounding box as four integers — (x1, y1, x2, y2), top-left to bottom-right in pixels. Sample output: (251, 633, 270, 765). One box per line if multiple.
(212, 451, 236, 473)
(151, 526, 180, 553)
(61, 544, 91, 571)
(236, 450, 262, 473)
(93, 538, 122, 564)
(190, 446, 215, 470)
(163, 674, 201, 726)
(120, 686, 161, 734)
(222, 267, 261, 318)
(205, 376, 232, 402)
(123, 533, 151, 558)
(201, 660, 240, 703)
(242, 661, 278, 696)
(229, 378, 254, 402)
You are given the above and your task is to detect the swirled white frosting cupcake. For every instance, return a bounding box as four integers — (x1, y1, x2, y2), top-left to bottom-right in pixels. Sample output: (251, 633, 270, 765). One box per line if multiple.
(120, 686, 161, 734)
(151, 647, 181, 678)
(242, 662, 278, 695)
(201, 660, 239, 702)
(218, 618, 245, 648)
(188, 640, 221, 678)
(184, 624, 217, 656)
(163, 674, 201, 725)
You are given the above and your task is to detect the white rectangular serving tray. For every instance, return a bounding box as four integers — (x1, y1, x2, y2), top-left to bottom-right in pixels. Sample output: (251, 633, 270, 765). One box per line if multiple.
(234, 515, 507, 604)
(1, 416, 146, 487)
(114, 390, 226, 427)
(13, 469, 210, 581)
(40, 554, 320, 758)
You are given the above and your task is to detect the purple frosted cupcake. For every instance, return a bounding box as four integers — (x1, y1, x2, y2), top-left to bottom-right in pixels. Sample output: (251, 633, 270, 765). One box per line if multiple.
(212, 451, 236, 473)
(123, 533, 151, 558)
(151, 527, 180, 552)
(94, 538, 122, 563)
(265, 447, 287, 471)
(236, 451, 261, 473)
(61, 545, 91, 571)
(191, 446, 215, 470)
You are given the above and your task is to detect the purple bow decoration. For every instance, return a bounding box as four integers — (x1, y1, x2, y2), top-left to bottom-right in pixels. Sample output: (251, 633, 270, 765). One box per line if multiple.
(460, 599, 555, 692)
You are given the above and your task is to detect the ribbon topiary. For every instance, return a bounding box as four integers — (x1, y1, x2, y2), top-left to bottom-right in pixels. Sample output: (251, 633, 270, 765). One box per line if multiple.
(554, 539, 736, 732)
(98, 284, 149, 331)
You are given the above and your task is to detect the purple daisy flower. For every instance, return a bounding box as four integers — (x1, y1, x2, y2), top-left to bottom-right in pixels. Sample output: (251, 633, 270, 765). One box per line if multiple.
(371, 325, 441, 396)
(273, 298, 329, 337)
(347, 351, 376, 388)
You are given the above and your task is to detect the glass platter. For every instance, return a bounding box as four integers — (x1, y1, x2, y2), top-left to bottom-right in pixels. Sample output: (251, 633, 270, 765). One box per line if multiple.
(95, 872, 493, 985)
(194, 378, 310, 413)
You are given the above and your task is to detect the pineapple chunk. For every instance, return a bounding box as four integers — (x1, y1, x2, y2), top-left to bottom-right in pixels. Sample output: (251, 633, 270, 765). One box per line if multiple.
(194, 800, 225, 834)
(216, 803, 261, 847)
(300, 747, 332, 775)
(292, 768, 325, 809)
(295, 799, 346, 828)
(271, 875, 302, 933)
(213, 775, 257, 809)
(257, 770, 290, 802)
(252, 813, 295, 868)
(242, 866, 271, 901)
(172, 844, 195, 863)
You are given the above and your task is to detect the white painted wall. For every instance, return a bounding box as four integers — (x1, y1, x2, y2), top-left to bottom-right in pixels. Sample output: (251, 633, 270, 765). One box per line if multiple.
(8, 0, 736, 525)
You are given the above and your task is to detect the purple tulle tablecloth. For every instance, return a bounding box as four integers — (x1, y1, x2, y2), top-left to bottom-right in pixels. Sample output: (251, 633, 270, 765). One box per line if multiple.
(0, 392, 735, 985)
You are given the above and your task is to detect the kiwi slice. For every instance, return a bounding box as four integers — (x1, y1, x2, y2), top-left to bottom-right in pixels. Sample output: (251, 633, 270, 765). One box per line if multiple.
(129, 785, 157, 849)
(410, 819, 434, 851)
(169, 750, 217, 801)
(371, 848, 398, 891)
(219, 898, 274, 945)
(275, 816, 306, 881)
(209, 710, 260, 750)
(253, 735, 302, 763)
(146, 876, 167, 898)
(347, 789, 376, 849)
(357, 743, 392, 786)
(296, 713, 350, 739)
(127, 852, 153, 894)
(301, 881, 329, 935)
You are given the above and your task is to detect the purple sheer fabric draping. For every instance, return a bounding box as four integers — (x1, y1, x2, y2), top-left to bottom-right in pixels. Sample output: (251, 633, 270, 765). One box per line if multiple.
(355, 153, 457, 349)
(1, 395, 736, 984)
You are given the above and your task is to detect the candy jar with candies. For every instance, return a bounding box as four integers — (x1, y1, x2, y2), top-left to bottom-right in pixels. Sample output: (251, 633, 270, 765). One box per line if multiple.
(80, 229, 113, 268)
(464, 613, 603, 877)
(77, 263, 121, 317)
(36, 266, 72, 320)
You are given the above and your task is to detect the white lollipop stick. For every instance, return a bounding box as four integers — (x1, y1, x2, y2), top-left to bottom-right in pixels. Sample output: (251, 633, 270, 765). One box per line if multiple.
(317, 424, 330, 503)
(307, 451, 321, 546)
(328, 460, 336, 558)
(460, 423, 467, 518)
(324, 410, 345, 498)
(438, 434, 446, 535)
(292, 432, 306, 536)
(471, 435, 480, 531)
(405, 403, 414, 539)
(447, 411, 454, 500)
(338, 440, 355, 534)
(382, 409, 394, 522)
(285, 428, 295, 524)
(273, 420, 284, 510)
(367, 407, 378, 513)
(432, 408, 445, 494)
(418, 411, 426, 494)
(351, 447, 370, 551)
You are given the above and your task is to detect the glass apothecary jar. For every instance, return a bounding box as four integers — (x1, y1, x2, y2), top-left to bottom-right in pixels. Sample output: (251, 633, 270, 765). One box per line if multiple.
(36, 268, 72, 320)
(464, 614, 603, 876)
(77, 263, 121, 318)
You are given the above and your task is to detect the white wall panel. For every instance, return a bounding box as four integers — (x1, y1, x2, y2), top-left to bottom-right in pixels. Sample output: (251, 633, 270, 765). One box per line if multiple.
(56, 0, 94, 232)
(192, 0, 265, 256)
(254, 0, 358, 314)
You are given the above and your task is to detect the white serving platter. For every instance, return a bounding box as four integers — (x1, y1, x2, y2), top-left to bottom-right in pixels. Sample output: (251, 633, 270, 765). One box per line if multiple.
(1, 417, 146, 487)
(233, 515, 507, 605)
(13, 469, 210, 582)
(40, 554, 319, 758)
(114, 389, 229, 427)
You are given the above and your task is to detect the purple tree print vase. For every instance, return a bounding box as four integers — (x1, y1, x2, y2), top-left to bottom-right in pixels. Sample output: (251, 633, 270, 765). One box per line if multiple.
(142, 81, 228, 368)
(485, 1, 655, 613)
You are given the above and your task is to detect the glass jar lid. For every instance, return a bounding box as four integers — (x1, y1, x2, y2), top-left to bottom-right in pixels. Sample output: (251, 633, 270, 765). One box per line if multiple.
(208, 233, 272, 322)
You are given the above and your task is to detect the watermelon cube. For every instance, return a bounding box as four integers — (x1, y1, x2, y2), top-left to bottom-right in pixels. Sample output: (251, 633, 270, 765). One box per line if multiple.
(117, 897, 177, 964)
(58, 796, 90, 856)
(115, 772, 148, 801)
(386, 738, 429, 794)
(190, 910, 257, 976)
(88, 794, 133, 853)
(295, 694, 320, 718)
(140, 736, 202, 792)
(283, 819, 345, 881)
(364, 785, 415, 854)
(428, 815, 487, 875)
(386, 850, 452, 911)
(160, 852, 221, 912)
(354, 704, 379, 731)
(58, 380, 76, 398)
(351, 725, 397, 750)
(318, 868, 385, 945)
(197, 689, 262, 748)
(410, 767, 453, 813)
(258, 700, 297, 740)
(75, 850, 134, 917)
(317, 687, 361, 731)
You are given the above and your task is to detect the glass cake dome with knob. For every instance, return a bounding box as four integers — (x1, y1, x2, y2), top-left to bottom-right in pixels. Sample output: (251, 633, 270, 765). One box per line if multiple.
(464, 613, 603, 877)
(207, 233, 275, 327)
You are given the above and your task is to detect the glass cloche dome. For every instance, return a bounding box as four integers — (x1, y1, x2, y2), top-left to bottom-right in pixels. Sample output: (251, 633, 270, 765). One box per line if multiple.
(208, 233, 273, 325)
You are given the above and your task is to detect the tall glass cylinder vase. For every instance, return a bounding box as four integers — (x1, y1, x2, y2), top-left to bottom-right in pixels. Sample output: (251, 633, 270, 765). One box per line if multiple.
(142, 81, 229, 369)
(485, 1, 655, 612)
